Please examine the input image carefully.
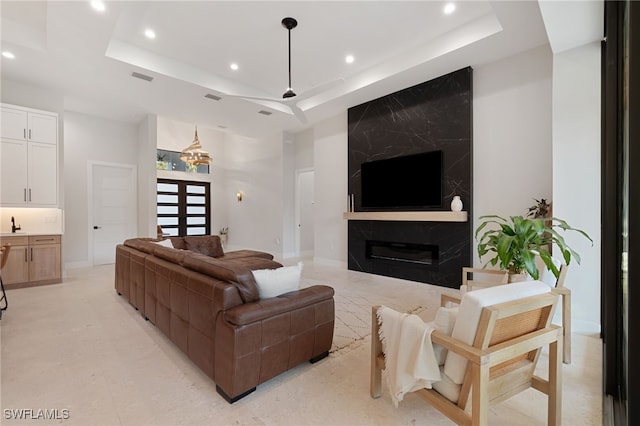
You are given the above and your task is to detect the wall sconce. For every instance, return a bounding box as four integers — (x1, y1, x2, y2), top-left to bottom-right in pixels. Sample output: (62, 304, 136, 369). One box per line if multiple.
(236, 191, 243, 202)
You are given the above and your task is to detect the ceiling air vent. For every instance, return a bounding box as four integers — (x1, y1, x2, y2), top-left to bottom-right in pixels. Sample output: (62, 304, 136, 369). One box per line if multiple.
(205, 94, 222, 101)
(131, 72, 153, 82)
(258, 110, 272, 116)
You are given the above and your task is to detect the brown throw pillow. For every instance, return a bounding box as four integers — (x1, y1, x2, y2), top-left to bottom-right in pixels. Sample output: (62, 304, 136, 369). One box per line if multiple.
(184, 236, 224, 258)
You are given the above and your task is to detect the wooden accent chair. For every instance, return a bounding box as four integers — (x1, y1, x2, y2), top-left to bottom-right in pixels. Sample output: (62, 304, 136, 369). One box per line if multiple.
(371, 281, 562, 426)
(539, 261, 571, 364)
(461, 267, 509, 292)
(462, 262, 571, 364)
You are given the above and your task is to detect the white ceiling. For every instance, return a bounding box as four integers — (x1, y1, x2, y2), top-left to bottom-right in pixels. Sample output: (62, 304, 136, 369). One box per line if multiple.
(0, 1, 602, 138)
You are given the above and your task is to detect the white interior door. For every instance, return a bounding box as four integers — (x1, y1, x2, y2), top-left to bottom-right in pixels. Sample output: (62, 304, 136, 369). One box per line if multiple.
(295, 169, 315, 258)
(90, 162, 137, 265)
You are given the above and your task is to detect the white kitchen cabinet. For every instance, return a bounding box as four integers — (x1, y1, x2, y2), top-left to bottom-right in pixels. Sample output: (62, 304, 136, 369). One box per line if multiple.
(1, 105, 57, 144)
(0, 104, 58, 206)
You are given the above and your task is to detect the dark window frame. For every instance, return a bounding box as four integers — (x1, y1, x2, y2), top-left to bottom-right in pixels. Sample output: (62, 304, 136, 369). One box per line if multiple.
(157, 178, 211, 236)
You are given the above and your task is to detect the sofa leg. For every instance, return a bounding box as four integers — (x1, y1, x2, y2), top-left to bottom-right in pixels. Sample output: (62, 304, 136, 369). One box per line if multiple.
(309, 351, 329, 364)
(216, 385, 256, 404)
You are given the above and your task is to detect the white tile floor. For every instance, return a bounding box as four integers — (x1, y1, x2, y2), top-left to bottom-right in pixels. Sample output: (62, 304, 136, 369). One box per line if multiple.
(1, 262, 602, 425)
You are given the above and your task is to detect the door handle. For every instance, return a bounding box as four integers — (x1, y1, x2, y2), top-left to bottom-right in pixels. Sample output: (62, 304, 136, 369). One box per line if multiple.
(93, 226, 102, 229)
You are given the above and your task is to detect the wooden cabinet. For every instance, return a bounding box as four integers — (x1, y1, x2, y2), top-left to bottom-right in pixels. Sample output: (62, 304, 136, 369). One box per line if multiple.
(0, 235, 61, 287)
(0, 104, 58, 207)
(29, 235, 62, 282)
(1, 236, 29, 285)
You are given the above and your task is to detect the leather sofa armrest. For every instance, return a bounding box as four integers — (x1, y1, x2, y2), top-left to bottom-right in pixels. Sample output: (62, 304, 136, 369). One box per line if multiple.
(223, 285, 335, 326)
(213, 282, 245, 313)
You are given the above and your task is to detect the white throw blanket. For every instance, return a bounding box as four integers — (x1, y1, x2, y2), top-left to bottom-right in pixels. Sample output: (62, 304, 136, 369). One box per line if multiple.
(377, 306, 441, 407)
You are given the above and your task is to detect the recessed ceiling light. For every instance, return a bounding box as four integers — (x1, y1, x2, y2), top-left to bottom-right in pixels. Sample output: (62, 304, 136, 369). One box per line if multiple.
(345, 55, 355, 64)
(444, 3, 456, 15)
(2, 51, 15, 59)
(144, 28, 156, 39)
(230, 63, 239, 71)
(90, 1, 105, 12)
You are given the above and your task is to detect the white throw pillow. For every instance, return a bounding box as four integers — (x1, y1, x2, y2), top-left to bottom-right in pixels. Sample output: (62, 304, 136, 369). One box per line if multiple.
(253, 262, 303, 299)
(154, 239, 174, 248)
(431, 306, 458, 365)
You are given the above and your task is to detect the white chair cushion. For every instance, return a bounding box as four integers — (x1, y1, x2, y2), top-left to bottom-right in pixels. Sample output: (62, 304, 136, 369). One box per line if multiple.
(536, 256, 562, 288)
(443, 280, 551, 385)
(429, 305, 458, 365)
(431, 367, 461, 403)
(253, 262, 303, 299)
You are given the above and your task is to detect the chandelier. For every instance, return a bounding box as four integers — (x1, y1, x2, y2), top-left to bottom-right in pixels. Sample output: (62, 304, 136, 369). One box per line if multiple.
(180, 126, 212, 165)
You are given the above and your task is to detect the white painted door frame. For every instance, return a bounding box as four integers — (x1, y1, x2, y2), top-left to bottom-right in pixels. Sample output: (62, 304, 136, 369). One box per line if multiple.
(294, 168, 314, 258)
(88, 161, 137, 265)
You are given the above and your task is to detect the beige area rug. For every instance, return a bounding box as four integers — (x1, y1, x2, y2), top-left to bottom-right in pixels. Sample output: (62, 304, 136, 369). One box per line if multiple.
(302, 278, 426, 354)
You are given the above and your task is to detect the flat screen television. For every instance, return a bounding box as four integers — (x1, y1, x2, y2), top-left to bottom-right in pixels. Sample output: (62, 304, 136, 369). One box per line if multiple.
(360, 150, 443, 210)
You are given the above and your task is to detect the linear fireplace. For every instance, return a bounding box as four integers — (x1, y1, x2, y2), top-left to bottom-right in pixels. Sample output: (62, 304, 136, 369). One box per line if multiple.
(347, 67, 472, 288)
(366, 240, 438, 267)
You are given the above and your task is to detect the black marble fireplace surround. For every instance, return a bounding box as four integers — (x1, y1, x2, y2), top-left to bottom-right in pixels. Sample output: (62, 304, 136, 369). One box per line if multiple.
(347, 67, 472, 288)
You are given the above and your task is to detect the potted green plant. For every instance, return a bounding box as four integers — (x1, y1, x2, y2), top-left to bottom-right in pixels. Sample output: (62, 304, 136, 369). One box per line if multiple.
(156, 152, 169, 170)
(219, 227, 228, 246)
(475, 215, 592, 280)
(526, 198, 552, 219)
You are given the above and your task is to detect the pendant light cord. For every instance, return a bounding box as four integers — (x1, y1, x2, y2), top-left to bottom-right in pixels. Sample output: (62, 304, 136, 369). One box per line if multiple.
(288, 29, 292, 89)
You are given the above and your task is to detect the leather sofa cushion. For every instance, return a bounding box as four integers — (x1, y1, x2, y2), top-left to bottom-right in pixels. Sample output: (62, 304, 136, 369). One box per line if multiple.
(169, 237, 187, 250)
(181, 253, 282, 303)
(219, 250, 274, 261)
(124, 238, 160, 254)
(184, 236, 224, 258)
(153, 245, 186, 264)
(224, 285, 335, 326)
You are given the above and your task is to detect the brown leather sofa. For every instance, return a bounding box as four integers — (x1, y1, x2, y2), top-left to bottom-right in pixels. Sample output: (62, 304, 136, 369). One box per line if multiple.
(115, 235, 335, 403)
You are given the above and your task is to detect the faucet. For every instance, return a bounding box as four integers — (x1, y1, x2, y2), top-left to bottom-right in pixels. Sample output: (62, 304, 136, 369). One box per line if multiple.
(11, 216, 21, 233)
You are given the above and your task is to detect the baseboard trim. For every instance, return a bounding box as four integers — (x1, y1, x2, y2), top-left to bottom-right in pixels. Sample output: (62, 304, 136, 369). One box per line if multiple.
(312, 257, 347, 269)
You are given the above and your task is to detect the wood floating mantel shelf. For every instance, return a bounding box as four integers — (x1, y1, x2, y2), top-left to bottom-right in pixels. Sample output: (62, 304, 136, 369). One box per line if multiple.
(342, 211, 468, 222)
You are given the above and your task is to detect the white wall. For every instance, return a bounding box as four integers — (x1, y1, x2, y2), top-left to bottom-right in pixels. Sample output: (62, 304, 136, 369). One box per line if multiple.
(294, 128, 314, 170)
(472, 44, 553, 258)
(282, 132, 296, 258)
(63, 111, 138, 267)
(313, 113, 348, 265)
(552, 42, 601, 333)
(223, 132, 284, 256)
(155, 117, 226, 236)
(137, 115, 157, 238)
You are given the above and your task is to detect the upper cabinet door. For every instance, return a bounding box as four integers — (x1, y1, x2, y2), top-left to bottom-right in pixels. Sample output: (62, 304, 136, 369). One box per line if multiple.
(0, 139, 29, 205)
(1, 106, 28, 140)
(28, 112, 58, 144)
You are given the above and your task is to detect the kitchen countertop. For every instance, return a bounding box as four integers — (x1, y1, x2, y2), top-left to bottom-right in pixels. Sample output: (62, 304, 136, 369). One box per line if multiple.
(0, 232, 63, 237)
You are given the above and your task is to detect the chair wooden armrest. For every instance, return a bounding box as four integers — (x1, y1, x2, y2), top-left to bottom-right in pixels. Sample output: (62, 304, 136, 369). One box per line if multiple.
(551, 286, 572, 364)
(462, 267, 509, 292)
(441, 294, 461, 307)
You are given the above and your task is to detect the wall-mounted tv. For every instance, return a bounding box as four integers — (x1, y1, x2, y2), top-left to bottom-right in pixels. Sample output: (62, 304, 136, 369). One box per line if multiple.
(360, 150, 443, 210)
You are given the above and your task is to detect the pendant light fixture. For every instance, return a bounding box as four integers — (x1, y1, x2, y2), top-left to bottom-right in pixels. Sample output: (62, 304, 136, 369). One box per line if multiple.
(180, 126, 212, 165)
(281, 17, 297, 99)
